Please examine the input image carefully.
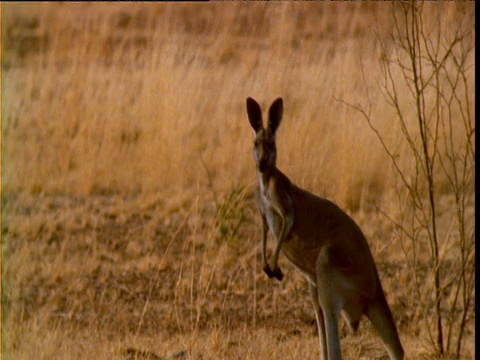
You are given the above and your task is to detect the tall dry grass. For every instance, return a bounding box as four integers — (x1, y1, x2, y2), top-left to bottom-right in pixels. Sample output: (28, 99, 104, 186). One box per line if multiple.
(2, 2, 475, 359)
(3, 2, 456, 208)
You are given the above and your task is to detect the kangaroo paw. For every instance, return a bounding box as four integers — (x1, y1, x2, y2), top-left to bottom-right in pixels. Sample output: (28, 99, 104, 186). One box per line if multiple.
(272, 267, 284, 281)
(263, 265, 275, 278)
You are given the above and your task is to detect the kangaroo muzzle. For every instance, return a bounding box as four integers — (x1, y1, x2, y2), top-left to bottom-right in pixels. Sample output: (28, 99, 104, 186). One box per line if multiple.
(259, 158, 269, 172)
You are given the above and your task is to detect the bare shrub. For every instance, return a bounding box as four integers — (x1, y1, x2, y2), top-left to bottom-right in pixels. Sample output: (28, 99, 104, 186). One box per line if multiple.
(344, 3, 474, 357)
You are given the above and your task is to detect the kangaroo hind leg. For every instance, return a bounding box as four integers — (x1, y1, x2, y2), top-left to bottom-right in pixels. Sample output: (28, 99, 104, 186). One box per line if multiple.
(309, 283, 328, 360)
(315, 251, 344, 360)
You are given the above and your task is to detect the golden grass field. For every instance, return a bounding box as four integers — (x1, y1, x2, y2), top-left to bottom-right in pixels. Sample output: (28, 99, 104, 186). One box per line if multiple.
(2, 3, 475, 359)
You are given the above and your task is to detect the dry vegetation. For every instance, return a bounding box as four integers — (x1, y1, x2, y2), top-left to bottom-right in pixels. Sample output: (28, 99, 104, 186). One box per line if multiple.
(2, 3, 474, 359)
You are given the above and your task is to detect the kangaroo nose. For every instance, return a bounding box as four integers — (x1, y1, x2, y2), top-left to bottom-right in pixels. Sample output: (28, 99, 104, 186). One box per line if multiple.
(259, 158, 268, 172)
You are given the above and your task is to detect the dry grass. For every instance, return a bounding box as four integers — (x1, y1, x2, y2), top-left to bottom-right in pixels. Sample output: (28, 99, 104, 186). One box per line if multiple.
(3, 3, 402, 203)
(2, 3, 474, 359)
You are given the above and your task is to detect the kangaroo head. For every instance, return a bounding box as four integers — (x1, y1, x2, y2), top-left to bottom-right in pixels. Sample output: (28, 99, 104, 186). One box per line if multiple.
(246, 97, 283, 173)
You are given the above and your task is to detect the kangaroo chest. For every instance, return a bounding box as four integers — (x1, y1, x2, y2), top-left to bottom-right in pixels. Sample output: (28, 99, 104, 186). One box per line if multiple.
(257, 177, 325, 279)
(258, 181, 285, 239)
(257, 179, 295, 245)
(263, 200, 283, 240)
(258, 185, 317, 275)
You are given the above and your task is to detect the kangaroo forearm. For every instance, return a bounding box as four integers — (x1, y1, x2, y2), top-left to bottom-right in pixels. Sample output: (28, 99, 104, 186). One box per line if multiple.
(272, 214, 293, 268)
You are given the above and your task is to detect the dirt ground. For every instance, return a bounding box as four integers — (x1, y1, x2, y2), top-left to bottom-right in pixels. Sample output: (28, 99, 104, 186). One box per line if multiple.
(3, 189, 473, 359)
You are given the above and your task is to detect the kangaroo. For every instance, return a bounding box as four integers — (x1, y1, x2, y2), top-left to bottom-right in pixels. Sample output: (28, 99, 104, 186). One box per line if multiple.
(246, 97, 404, 360)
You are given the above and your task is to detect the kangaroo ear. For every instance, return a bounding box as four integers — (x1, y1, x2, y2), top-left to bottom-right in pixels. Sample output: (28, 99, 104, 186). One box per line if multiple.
(246, 97, 263, 132)
(268, 97, 283, 134)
